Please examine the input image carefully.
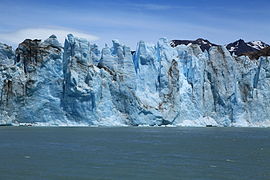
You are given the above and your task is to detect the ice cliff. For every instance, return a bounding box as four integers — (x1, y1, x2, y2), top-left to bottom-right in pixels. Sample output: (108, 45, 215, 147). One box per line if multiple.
(0, 35, 269, 127)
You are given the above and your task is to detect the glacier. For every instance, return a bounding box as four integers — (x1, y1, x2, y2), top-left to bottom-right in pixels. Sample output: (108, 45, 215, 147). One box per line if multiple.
(0, 34, 269, 127)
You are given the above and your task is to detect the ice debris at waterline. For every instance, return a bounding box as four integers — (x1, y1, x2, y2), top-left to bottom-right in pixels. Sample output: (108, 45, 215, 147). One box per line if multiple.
(0, 34, 270, 127)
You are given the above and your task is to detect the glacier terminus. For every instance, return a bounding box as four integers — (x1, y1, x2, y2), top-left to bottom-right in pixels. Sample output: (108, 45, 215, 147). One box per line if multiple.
(0, 34, 269, 127)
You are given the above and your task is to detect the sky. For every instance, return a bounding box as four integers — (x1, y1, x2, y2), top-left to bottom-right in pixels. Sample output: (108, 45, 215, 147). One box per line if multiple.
(0, 0, 270, 49)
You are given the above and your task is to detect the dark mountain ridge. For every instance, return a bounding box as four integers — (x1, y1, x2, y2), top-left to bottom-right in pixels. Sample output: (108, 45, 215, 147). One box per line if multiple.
(170, 38, 270, 59)
(170, 38, 217, 51)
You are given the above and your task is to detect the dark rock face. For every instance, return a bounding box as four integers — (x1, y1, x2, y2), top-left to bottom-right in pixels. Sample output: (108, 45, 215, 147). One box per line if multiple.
(226, 39, 258, 56)
(242, 47, 270, 60)
(171, 38, 269, 59)
(226, 39, 269, 56)
(170, 38, 217, 51)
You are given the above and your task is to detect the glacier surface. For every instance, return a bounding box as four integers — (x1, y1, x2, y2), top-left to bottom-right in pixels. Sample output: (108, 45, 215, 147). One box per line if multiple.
(0, 35, 269, 127)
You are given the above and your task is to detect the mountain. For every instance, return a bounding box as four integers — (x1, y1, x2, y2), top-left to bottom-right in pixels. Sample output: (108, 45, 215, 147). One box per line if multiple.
(226, 39, 269, 56)
(170, 38, 217, 51)
(0, 35, 270, 127)
(247, 40, 269, 50)
(170, 38, 270, 58)
(242, 46, 270, 60)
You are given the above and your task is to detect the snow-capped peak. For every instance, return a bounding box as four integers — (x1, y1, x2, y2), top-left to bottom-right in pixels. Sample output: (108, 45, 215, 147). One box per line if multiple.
(170, 38, 217, 51)
(226, 39, 269, 56)
(247, 40, 269, 50)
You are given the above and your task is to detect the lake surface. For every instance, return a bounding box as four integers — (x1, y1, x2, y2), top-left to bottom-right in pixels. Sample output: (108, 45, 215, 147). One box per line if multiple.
(0, 127, 269, 180)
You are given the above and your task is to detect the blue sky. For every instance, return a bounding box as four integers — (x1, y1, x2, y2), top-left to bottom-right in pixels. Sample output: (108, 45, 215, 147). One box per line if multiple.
(0, 0, 269, 49)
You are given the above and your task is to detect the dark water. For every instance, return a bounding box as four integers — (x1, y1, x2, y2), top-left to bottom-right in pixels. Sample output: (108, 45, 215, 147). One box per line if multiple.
(0, 127, 269, 180)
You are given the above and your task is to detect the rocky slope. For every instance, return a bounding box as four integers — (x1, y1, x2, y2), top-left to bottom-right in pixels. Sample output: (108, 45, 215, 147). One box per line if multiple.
(0, 35, 269, 127)
(226, 39, 269, 56)
(242, 46, 270, 60)
(170, 38, 217, 51)
(171, 38, 270, 56)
